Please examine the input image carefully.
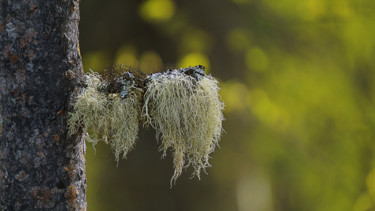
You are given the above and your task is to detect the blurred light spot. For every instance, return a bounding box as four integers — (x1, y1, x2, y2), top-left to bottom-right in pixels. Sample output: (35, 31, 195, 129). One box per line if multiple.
(303, 0, 326, 20)
(227, 28, 251, 53)
(354, 193, 373, 211)
(220, 80, 248, 113)
(342, 18, 375, 62)
(236, 172, 273, 211)
(263, 0, 326, 21)
(332, 1, 353, 18)
(245, 47, 268, 72)
(139, 0, 175, 23)
(178, 52, 210, 71)
(180, 28, 213, 53)
(249, 88, 289, 130)
(83, 51, 110, 72)
(139, 51, 163, 73)
(115, 46, 138, 68)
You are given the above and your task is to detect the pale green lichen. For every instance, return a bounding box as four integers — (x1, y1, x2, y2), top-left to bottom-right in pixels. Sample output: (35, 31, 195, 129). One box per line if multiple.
(143, 70, 224, 185)
(68, 72, 141, 162)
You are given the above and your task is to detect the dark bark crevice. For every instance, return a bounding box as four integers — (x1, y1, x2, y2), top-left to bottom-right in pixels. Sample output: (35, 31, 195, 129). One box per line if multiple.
(0, 0, 86, 210)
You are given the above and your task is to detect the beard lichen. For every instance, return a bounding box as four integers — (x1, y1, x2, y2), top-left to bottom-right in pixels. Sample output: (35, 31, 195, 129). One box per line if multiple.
(68, 70, 143, 162)
(143, 66, 224, 186)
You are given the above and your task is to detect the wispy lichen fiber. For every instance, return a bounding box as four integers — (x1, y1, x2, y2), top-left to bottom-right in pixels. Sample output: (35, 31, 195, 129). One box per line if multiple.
(68, 73, 140, 162)
(143, 70, 224, 185)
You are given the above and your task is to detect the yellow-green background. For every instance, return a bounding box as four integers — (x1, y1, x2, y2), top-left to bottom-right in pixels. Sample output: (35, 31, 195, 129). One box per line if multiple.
(80, 0, 375, 210)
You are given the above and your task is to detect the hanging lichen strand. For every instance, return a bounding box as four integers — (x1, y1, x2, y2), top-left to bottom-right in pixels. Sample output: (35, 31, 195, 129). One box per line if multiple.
(143, 66, 224, 186)
(68, 66, 144, 162)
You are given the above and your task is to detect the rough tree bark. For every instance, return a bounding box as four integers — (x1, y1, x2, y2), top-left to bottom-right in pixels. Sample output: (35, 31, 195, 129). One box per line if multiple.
(0, 0, 86, 209)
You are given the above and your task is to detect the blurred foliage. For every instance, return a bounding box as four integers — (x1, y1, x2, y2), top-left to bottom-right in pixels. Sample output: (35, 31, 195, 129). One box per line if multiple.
(80, 0, 375, 210)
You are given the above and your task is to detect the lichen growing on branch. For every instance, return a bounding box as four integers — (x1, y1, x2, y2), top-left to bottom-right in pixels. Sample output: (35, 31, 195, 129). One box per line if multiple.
(68, 65, 224, 185)
(68, 68, 143, 162)
(143, 65, 224, 185)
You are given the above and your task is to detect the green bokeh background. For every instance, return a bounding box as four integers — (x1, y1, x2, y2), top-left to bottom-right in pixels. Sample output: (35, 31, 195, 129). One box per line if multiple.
(79, 0, 375, 210)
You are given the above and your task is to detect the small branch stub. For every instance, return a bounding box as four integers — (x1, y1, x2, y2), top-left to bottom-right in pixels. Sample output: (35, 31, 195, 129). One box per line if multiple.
(63, 69, 76, 80)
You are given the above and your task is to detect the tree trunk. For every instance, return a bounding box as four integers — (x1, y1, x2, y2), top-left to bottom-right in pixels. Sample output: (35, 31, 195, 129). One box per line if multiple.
(0, 0, 86, 210)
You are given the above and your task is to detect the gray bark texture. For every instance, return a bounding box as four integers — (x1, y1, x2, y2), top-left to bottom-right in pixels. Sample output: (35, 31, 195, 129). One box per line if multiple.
(0, 0, 86, 210)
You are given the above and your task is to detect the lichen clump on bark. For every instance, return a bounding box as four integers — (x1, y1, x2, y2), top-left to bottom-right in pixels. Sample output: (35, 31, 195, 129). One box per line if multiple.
(68, 71, 142, 162)
(143, 66, 224, 185)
